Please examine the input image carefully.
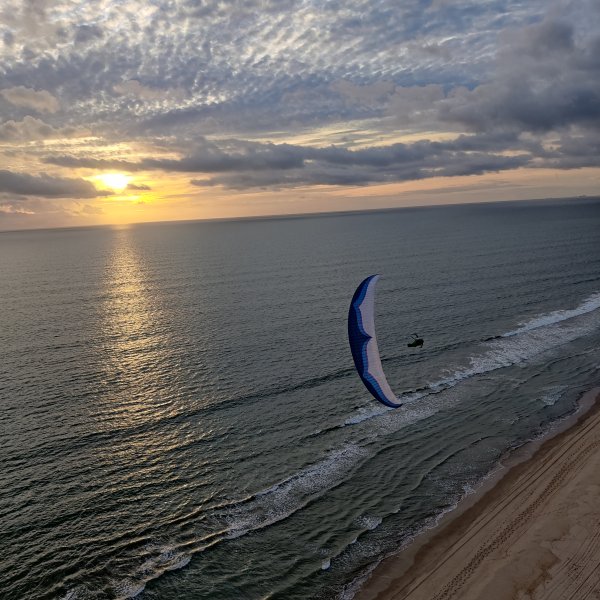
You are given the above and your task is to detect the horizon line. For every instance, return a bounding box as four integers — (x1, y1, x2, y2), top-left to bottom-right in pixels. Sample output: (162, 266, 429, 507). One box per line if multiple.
(0, 194, 597, 234)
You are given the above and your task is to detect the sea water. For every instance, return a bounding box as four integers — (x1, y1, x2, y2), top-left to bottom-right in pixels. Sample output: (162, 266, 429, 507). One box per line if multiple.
(1, 198, 599, 599)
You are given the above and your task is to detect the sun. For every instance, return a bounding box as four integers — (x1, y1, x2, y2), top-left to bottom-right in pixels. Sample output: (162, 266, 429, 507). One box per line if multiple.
(97, 173, 131, 191)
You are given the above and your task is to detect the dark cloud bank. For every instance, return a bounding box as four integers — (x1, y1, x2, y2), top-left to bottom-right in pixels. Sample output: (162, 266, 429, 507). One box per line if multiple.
(46, 135, 529, 188)
(0, 170, 109, 198)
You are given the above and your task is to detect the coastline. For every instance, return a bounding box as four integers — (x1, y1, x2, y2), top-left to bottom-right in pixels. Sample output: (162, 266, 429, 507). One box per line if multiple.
(354, 386, 600, 600)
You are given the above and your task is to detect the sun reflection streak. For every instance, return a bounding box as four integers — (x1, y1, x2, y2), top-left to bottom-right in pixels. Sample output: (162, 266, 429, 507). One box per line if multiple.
(94, 227, 185, 462)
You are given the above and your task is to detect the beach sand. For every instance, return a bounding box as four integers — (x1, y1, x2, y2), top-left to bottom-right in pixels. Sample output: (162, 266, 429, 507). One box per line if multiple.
(356, 388, 600, 600)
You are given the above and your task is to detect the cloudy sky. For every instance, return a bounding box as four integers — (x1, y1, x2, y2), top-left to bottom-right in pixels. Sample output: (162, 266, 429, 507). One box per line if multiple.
(0, 0, 599, 229)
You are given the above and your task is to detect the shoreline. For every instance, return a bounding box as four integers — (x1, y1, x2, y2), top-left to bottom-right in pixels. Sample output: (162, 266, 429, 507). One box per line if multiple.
(354, 386, 600, 600)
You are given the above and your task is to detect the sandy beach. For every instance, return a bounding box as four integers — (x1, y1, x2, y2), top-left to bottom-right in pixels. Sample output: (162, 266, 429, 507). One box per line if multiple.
(356, 388, 600, 600)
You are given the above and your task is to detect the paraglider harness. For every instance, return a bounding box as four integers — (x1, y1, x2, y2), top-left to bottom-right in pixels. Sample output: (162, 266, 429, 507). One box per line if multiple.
(407, 333, 424, 348)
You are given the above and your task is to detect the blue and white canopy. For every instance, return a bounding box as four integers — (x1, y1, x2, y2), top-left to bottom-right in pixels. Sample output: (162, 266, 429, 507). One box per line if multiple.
(348, 275, 402, 408)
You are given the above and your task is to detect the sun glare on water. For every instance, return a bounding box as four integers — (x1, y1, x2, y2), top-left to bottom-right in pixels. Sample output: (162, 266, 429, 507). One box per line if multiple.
(97, 173, 131, 191)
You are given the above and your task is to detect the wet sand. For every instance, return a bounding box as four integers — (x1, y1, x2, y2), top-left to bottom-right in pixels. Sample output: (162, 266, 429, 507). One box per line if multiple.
(356, 388, 600, 600)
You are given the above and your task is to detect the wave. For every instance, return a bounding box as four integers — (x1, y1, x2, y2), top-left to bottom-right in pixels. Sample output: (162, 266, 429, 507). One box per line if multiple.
(26, 293, 600, 470)
(355, 515, 383, 531)
(110, 544, 191, 600)
(540, 385, 568, 406)
(344, 405, 391, 426)
(221, 444, 368, 540)
(59, 543, 193, 600)
(337, 290, 600, 429)
(335, 458, 514, 600)
(307, 292, 600, 437)
(504, 291, 600, 337)
(2, 365, 356, 468)
(429, 318, 597, 393)
(58, 445, 370, 599)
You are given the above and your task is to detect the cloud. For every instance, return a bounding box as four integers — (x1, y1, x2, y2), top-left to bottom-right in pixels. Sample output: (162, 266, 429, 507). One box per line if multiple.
(437, 16, 600, 133)
(0, 170, 111, 198)
(0, 195, 108, 227)
(3, 30, 15, 47)
(176, 137, 533, 188)
(331, 79, 395, 108)
(77, 203, 104, 215)
(190, 152, 530, 189)
(1, 0, 552, 138)
(43, 156, 146, 171)
(113, 79, 185, 102)
(45, 140, 307, 172)
(3, 0, 600, 204)
(385, 84, 446, 130)
(0, 85, 60, 113)
(0, 203, 35, 215)
(127, 183, 151, 190)
(73, 24, 103, 44)
(0, 116, 89, 141)
(536, 128, 600, 169)
(44, 130, 537, 189)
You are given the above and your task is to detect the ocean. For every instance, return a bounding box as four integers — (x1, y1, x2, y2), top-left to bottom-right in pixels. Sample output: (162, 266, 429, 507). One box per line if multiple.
(1, 198, 599, 600)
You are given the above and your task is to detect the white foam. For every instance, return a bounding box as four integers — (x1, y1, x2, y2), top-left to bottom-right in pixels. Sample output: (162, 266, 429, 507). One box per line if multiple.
(114, 579, 146, 599)
(137, 546, 191, 576)
(92, 445, 371, 600)
(402, 294, 599, 406)
(541, 385, 568, 406)
(335, 412, 580, 600)
(106, 543, 193, 600)
(321, 558, 331, 570)
(445, 314, 596, 388)
(335, 291, 600, 454)
(222, 444, 368, 539)
(58, 586, 102, 600)
(505, 291, 600, 337)
(356, 515, 382, 531)
(340, 292, 600, 432)
(344, 404, 391, 425)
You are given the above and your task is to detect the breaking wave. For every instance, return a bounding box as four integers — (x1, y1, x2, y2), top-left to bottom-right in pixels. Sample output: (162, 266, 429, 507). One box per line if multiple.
(343, 290, 600, 423)
(504, 291, 600, 337)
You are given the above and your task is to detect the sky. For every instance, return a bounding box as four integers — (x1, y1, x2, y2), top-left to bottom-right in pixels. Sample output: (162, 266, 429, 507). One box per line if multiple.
(0, 0, 599, 230)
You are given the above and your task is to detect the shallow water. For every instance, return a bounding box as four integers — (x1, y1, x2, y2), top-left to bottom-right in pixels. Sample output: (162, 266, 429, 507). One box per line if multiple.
(1, 198, 599, 599)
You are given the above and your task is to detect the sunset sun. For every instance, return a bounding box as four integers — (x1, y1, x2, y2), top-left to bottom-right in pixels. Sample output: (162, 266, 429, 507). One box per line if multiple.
(97, 173, 130, 191)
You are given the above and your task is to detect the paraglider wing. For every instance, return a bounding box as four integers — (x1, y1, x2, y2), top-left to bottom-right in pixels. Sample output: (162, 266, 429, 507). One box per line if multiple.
(348, 275, 402, 408)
